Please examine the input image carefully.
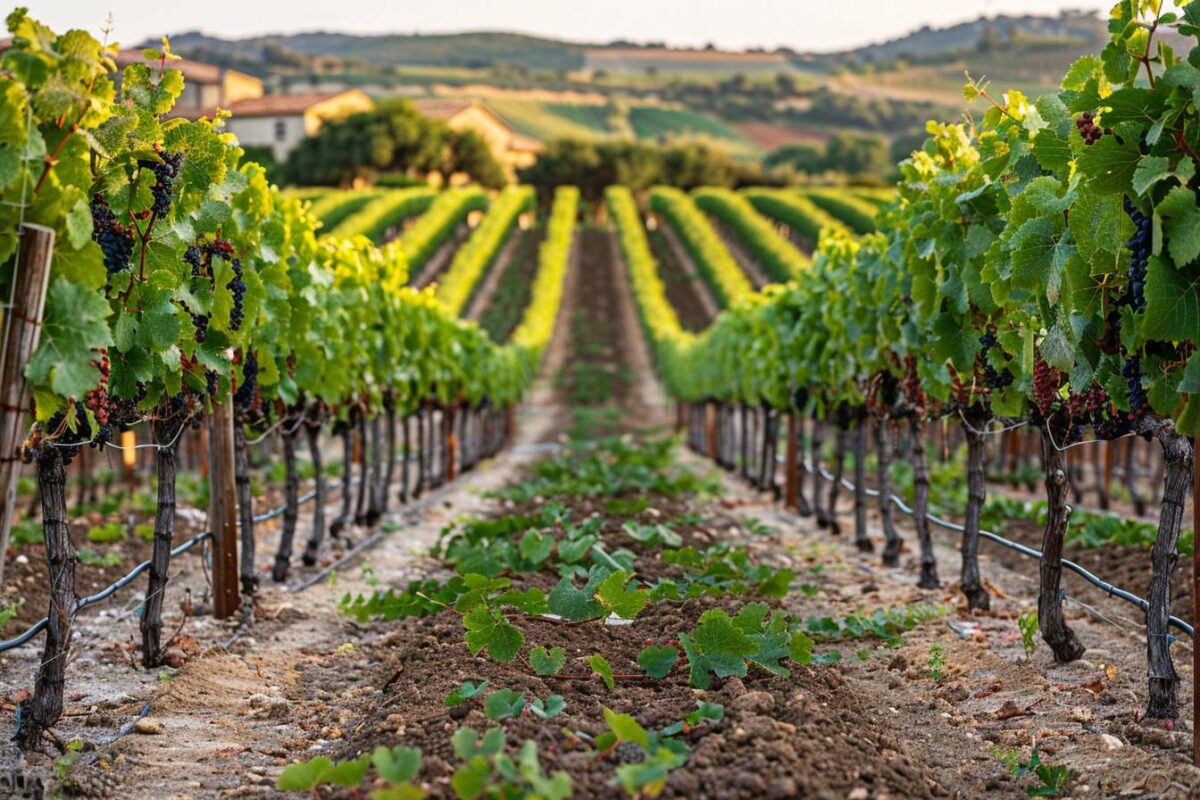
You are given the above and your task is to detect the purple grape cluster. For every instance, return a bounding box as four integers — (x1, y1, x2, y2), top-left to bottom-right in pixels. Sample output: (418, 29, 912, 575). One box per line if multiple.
(978, 326, 1014, 389)
(227, 258, 246, 331)
(1122, 355, 1148, 419)
(1122, 197, 1150, 312)
(234, 351, 258, 410)
(90, 195, 135, 277)
(143, 151, 183, 217)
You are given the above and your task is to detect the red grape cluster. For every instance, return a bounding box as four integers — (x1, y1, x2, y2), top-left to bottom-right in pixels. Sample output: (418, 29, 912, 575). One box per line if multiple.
(1032, 356, 1061, 416)
(83, 349, 117, 444)
(1076, 111, 1104, 145)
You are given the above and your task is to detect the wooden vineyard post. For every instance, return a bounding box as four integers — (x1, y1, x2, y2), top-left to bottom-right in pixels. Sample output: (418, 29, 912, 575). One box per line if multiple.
(208, 398, 240, 619)
(0, 224, 55, 589)
(700, 402, 710, 460)
(784, 411, 798, 509)
(445, 404, 458, 483)
(1102, 441, 1114, 505)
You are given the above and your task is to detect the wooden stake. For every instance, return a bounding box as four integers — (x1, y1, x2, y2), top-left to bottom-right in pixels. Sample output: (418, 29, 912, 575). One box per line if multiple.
(0, 224, 55, 589)
(208, 398, 239, 619)
(445, 404, 458, 483)
(784, 411, 798, 509)
(705, 402, 718, 462)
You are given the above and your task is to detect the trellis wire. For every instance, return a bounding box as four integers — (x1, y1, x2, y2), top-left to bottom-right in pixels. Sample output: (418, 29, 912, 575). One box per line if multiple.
(770, 446, 1195, 638)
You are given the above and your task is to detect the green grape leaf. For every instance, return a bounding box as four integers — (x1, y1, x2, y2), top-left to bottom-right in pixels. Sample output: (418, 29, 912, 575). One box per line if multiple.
(450, 756, 491, 800)
(678, 609, 756, 690)
(603, 707, 650, 748)
(445, 680, 489, 708)
(494, 587, 548, 615)
(451, 726, 505, 760)
(588, 654, 615, 691)
(636, 645, 679, 679)
(528, 645, 566, 676)
(594, 569, 649, 620)
(547, 566, 608, 622)
(372, 745, 422, 785)
(529, 694, 566, 720)
(482, 688, 525, 721)
(462, 607, 523, 663)
(276, 754, 370, 791)
(24, 281, 112, 401)
(1143, 256, 1200, 342)
(1157, 186, 1200, 267)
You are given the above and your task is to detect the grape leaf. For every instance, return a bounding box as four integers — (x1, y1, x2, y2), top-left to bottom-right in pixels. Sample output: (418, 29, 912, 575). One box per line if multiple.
(450, 726, 505, 760)
(678, 609, 756, 689)
(483, 688, 525, 721)
(603, 707, 650, 748)
(1157, 186, 1200, 267)
(594, 569, 649, 620)
(462, 608, 523, 663)
(529, 694, 565, 720)
(494, 587, 548, 615)
(588, 654, 615, 691)
(547, 566, 608, 622)
(277, 754, 370, 791)
(529, 645, 566, 676)
(636, 645, 679, 679)
(372, 745, 422, 785)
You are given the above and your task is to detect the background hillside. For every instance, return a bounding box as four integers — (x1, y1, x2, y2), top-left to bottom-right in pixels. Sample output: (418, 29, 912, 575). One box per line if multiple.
(155, 10, 1136, 171)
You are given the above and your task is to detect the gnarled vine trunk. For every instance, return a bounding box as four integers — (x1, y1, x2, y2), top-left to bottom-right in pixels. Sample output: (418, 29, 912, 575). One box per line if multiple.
(853, 421, 872, 552)
(877, 418, 900, 566)
(399, 414, 412, 504)
(301, 420, 325, 566)
(271, 421, 300, 583)
(961, 410, 990, 611)
(812, 416, 828, 527)
(331, 420, 354, 537)
(17, 444, 75, 751)
(827, 425, 847, 536)
(1037, 420, 1086, 663)
(910, 416, 939, 588)
(380, 399, 397, 516)
(354, 411, 370, 525)
(1143, 422, 1193, 719)
(793, 412, 812, 517)
(142, 415, 183, 666)
(234, 424, 257, 598)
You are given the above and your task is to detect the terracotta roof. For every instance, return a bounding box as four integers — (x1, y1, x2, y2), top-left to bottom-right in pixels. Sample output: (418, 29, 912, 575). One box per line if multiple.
(411, 98, 478, 120)
(179, 91, 365, 120)
(114, 49, 232, 85)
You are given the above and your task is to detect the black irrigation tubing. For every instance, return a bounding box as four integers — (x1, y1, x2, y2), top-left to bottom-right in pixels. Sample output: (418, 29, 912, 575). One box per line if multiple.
(777, 452, 1195, 639)
(0, 475, 348, 654)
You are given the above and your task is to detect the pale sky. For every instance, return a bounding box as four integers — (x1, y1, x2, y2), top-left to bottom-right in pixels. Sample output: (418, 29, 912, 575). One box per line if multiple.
(22, 0, 1112, 53)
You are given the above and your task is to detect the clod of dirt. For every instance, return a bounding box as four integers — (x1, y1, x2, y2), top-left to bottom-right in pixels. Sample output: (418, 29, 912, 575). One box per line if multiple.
(132, 718, 164, 735)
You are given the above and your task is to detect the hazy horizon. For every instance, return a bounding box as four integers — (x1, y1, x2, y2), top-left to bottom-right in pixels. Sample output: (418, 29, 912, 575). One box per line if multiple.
(21, 1, 1113, 54)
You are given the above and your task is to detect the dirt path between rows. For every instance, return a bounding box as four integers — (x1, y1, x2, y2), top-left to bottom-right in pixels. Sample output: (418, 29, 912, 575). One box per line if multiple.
(707, 218, 772, 289)
(655, 225, 721, 322)
(463, 228, 526, 322)
(410, 224, 470, 290)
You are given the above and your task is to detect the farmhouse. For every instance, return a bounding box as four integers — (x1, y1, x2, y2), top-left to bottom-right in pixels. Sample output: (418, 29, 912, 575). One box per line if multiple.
(412, 98, 542, 177)
(114, 50, 374, 161)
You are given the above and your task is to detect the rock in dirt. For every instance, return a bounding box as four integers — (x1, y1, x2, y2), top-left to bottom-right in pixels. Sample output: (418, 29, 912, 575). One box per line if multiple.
(163, 647, 186, 668)
(132, 718, 164, 735)
(730, 690, 776, 714)
(1100, 733, 1123, 750)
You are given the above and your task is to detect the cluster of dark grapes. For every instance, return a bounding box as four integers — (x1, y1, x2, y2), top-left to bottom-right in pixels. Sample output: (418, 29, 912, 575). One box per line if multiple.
(1122, 197, 1150, 312)
(192, 310, 209, 342)
(1076, 111, 1104, 145)
(205, 370, 219, 397)
(1065, 383, 1129, 440)
(227, 259, 246, 331)
(233, 351, 258, 410)
(184, 245, 205, 277)
(1122, 355, 1148, 420)
(978, 325, 1014, 390)
(1032, 357, 1061, 416)
(139, 151, 184, 218)
(89, 195, 135, 277)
